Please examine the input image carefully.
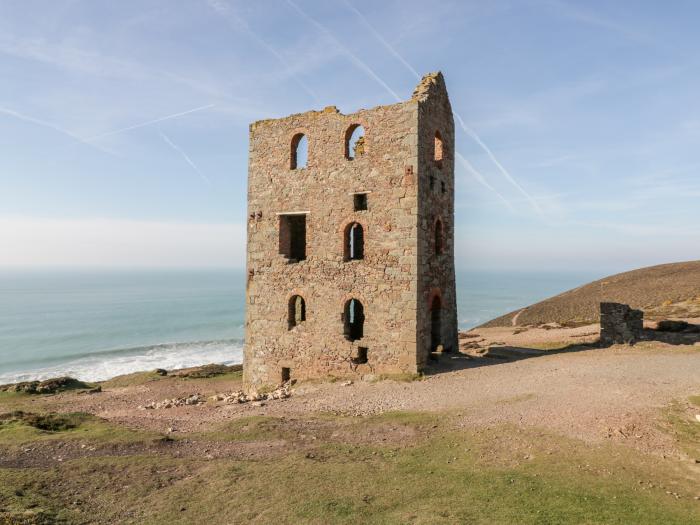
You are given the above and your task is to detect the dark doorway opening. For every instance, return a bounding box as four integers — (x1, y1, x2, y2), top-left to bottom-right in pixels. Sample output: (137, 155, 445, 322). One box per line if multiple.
(279, 214, 306, 262)
(344, 299, 365, 341)
(353, 193, 368, 211)
(430, 296, 442, 351)
(344, 222, 364, 261)
(354, 346, 368, 364)
(281, 367, 291, 383)
(287, 295, 306, 329)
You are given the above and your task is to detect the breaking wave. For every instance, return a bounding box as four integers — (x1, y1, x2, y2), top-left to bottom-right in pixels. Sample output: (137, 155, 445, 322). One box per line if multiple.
(0, 339, 243, 384)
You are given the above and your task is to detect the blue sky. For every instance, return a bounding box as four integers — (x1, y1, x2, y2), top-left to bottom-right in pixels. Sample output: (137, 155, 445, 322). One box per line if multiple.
(1, 0, 699, 272)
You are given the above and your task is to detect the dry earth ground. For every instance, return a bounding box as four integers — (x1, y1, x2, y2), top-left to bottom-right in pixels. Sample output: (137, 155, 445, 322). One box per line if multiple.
(1, 325, 699, 524)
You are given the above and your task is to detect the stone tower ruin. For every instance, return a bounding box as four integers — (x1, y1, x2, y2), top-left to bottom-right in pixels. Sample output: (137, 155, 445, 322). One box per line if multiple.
(244, 72, 457, 388)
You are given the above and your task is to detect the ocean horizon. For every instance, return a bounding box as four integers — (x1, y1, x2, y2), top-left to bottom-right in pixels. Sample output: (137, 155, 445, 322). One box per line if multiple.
(0, 268, 601, 384)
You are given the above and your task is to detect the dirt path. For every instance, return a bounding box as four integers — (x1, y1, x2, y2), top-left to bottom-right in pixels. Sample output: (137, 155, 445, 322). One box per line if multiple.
(42, 326, 699, 460)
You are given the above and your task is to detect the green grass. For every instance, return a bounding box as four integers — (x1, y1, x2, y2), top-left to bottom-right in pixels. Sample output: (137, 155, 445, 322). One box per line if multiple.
(101, 370, 167, 388)
(0, 411, 154, 446)
(1, 413, 698, 524)
(101, 368, 243, 389)
(662, 398, 700, 459)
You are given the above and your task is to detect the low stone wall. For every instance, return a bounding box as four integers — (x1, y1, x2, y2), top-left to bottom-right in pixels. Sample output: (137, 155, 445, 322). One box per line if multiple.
(600, 302, 643, 345)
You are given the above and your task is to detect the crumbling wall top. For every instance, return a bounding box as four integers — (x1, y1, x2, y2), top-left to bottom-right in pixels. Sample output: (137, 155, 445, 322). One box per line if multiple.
(411, 71, 447, 102)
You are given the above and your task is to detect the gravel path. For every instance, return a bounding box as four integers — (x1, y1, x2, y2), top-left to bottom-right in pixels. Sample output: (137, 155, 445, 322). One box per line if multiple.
(46, 325, 699, 460)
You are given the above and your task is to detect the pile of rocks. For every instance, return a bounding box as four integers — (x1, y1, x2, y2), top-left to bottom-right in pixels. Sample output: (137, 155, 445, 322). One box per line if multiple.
(141, 394, 205, 410)
(210, 383, 292, 404)
(139, 383, 292, 410)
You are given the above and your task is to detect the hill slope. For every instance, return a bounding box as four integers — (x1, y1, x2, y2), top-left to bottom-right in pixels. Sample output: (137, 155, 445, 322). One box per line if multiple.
(482, 261, 700, 327)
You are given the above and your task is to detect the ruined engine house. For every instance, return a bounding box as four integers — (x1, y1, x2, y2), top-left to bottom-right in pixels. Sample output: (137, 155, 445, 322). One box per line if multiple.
(243, 72, 457, 388)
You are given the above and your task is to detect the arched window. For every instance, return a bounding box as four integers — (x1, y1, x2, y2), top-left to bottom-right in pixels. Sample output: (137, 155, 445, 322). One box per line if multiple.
(345, 124, 365, 160)
(430, 295, 442, 351)
(344, 298, 364, 341)
(288, 295, 306, 329)
(434, 130, 443, 167)
(290, 133, 308, 169)
(434, 219, 445, 255)
(344, 222, 364, 261)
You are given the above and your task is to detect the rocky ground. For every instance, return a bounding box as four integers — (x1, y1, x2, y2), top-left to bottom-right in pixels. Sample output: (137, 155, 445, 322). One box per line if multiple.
(1, 326, 699, 524)
(13, 324, 699, 459)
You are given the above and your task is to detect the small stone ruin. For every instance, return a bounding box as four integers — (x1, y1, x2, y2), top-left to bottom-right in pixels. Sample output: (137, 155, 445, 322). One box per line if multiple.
(600, 302, 643, 345)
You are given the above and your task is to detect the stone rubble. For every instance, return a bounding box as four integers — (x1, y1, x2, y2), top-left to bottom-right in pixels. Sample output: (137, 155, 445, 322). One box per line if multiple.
(210, 382, 292, 404)
(141, 394, 206, 410)
(138, 383, 292, 410)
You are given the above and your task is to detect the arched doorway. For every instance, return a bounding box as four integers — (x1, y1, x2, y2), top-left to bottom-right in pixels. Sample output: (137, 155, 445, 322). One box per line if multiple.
(430, 295, 442, 351)
(344, 298, 364, 341)
(287, 295, 306, 330)
(344, 222, 364, 261)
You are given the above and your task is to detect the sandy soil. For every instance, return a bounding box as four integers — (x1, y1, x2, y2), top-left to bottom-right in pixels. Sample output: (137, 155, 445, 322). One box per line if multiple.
(38, 325, 700, 461)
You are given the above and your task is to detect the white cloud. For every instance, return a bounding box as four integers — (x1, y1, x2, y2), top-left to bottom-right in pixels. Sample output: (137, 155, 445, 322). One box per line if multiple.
(0, 217, 245, 269)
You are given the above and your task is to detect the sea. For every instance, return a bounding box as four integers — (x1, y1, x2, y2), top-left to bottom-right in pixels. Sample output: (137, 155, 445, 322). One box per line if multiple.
(0, 269, 600, 384)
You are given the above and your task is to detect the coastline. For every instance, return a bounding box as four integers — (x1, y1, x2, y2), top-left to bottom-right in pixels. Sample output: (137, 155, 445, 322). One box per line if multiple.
(0, 338, 244, 385)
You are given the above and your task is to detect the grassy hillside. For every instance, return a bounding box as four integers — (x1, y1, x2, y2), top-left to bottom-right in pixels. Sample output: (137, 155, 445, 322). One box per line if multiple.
(1, 409, 699, 524)
(483, 261, 700, 327)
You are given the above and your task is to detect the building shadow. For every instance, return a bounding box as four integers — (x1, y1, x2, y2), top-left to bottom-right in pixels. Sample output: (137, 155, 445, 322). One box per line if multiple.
(639, 323, 700, 346)
(424, 322, 700, 376)
(423, 342, 598, 375)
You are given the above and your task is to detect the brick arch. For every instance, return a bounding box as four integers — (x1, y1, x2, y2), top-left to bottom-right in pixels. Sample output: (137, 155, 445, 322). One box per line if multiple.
(341, 120, 369, 160)
(338, 291, 368, 310)
(286, 289, 308, 330)
(289, 127, 311, 170)
(339, 294, 367, 342)
(427, 288, 443, 310)
(337, 217, 369, 260)
(434, 129, 445, 168)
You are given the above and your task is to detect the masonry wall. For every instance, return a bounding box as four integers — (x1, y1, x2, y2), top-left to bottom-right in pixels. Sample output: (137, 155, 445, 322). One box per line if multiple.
(244, 99, 421, 388)
(600, 302, 643, 345)
(243, 72, 457, 388)
(415, 74, 458, 365)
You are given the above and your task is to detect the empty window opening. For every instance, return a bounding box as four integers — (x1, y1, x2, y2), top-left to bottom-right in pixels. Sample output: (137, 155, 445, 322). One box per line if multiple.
(288, 295, 306, 330)
(279, 214, 306, 262)
(281, 367, 291, 383)
(434, 130, 444, 166)
(434, 219, 445, 255)
(353, 346, 368, 365)
(344, 299, 365, 341)
(353, 193, 368, 211)
(429, 175, 435, 191)
(344, 222, 364, 261)
(441, 181, 446, 194)
(430, 296, 442, 351)
(345, 124, 365, 160)
(290, 133, 308, 169)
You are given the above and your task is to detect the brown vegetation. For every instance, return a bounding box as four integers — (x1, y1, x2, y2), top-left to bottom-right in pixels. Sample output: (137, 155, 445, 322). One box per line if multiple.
(483, 261, 700, 327)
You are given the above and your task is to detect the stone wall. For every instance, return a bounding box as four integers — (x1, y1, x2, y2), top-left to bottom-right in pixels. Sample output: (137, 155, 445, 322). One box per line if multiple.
(243, 72, 457, 388)
(600, 302, 643, 345)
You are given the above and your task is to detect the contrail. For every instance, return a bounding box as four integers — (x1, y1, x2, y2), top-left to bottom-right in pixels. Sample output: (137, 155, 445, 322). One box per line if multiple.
(0, 106, 117, 156)
(456, 152, 514, 211)
(342, 0, 421, 80)
(83, 104, 214, 142)
(455, 113, 542, 214)
(286, 0, 402, 102)
(206, 0, 320, 103)
(339, 2, 539, 214)
(158, 130, 211, 186)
